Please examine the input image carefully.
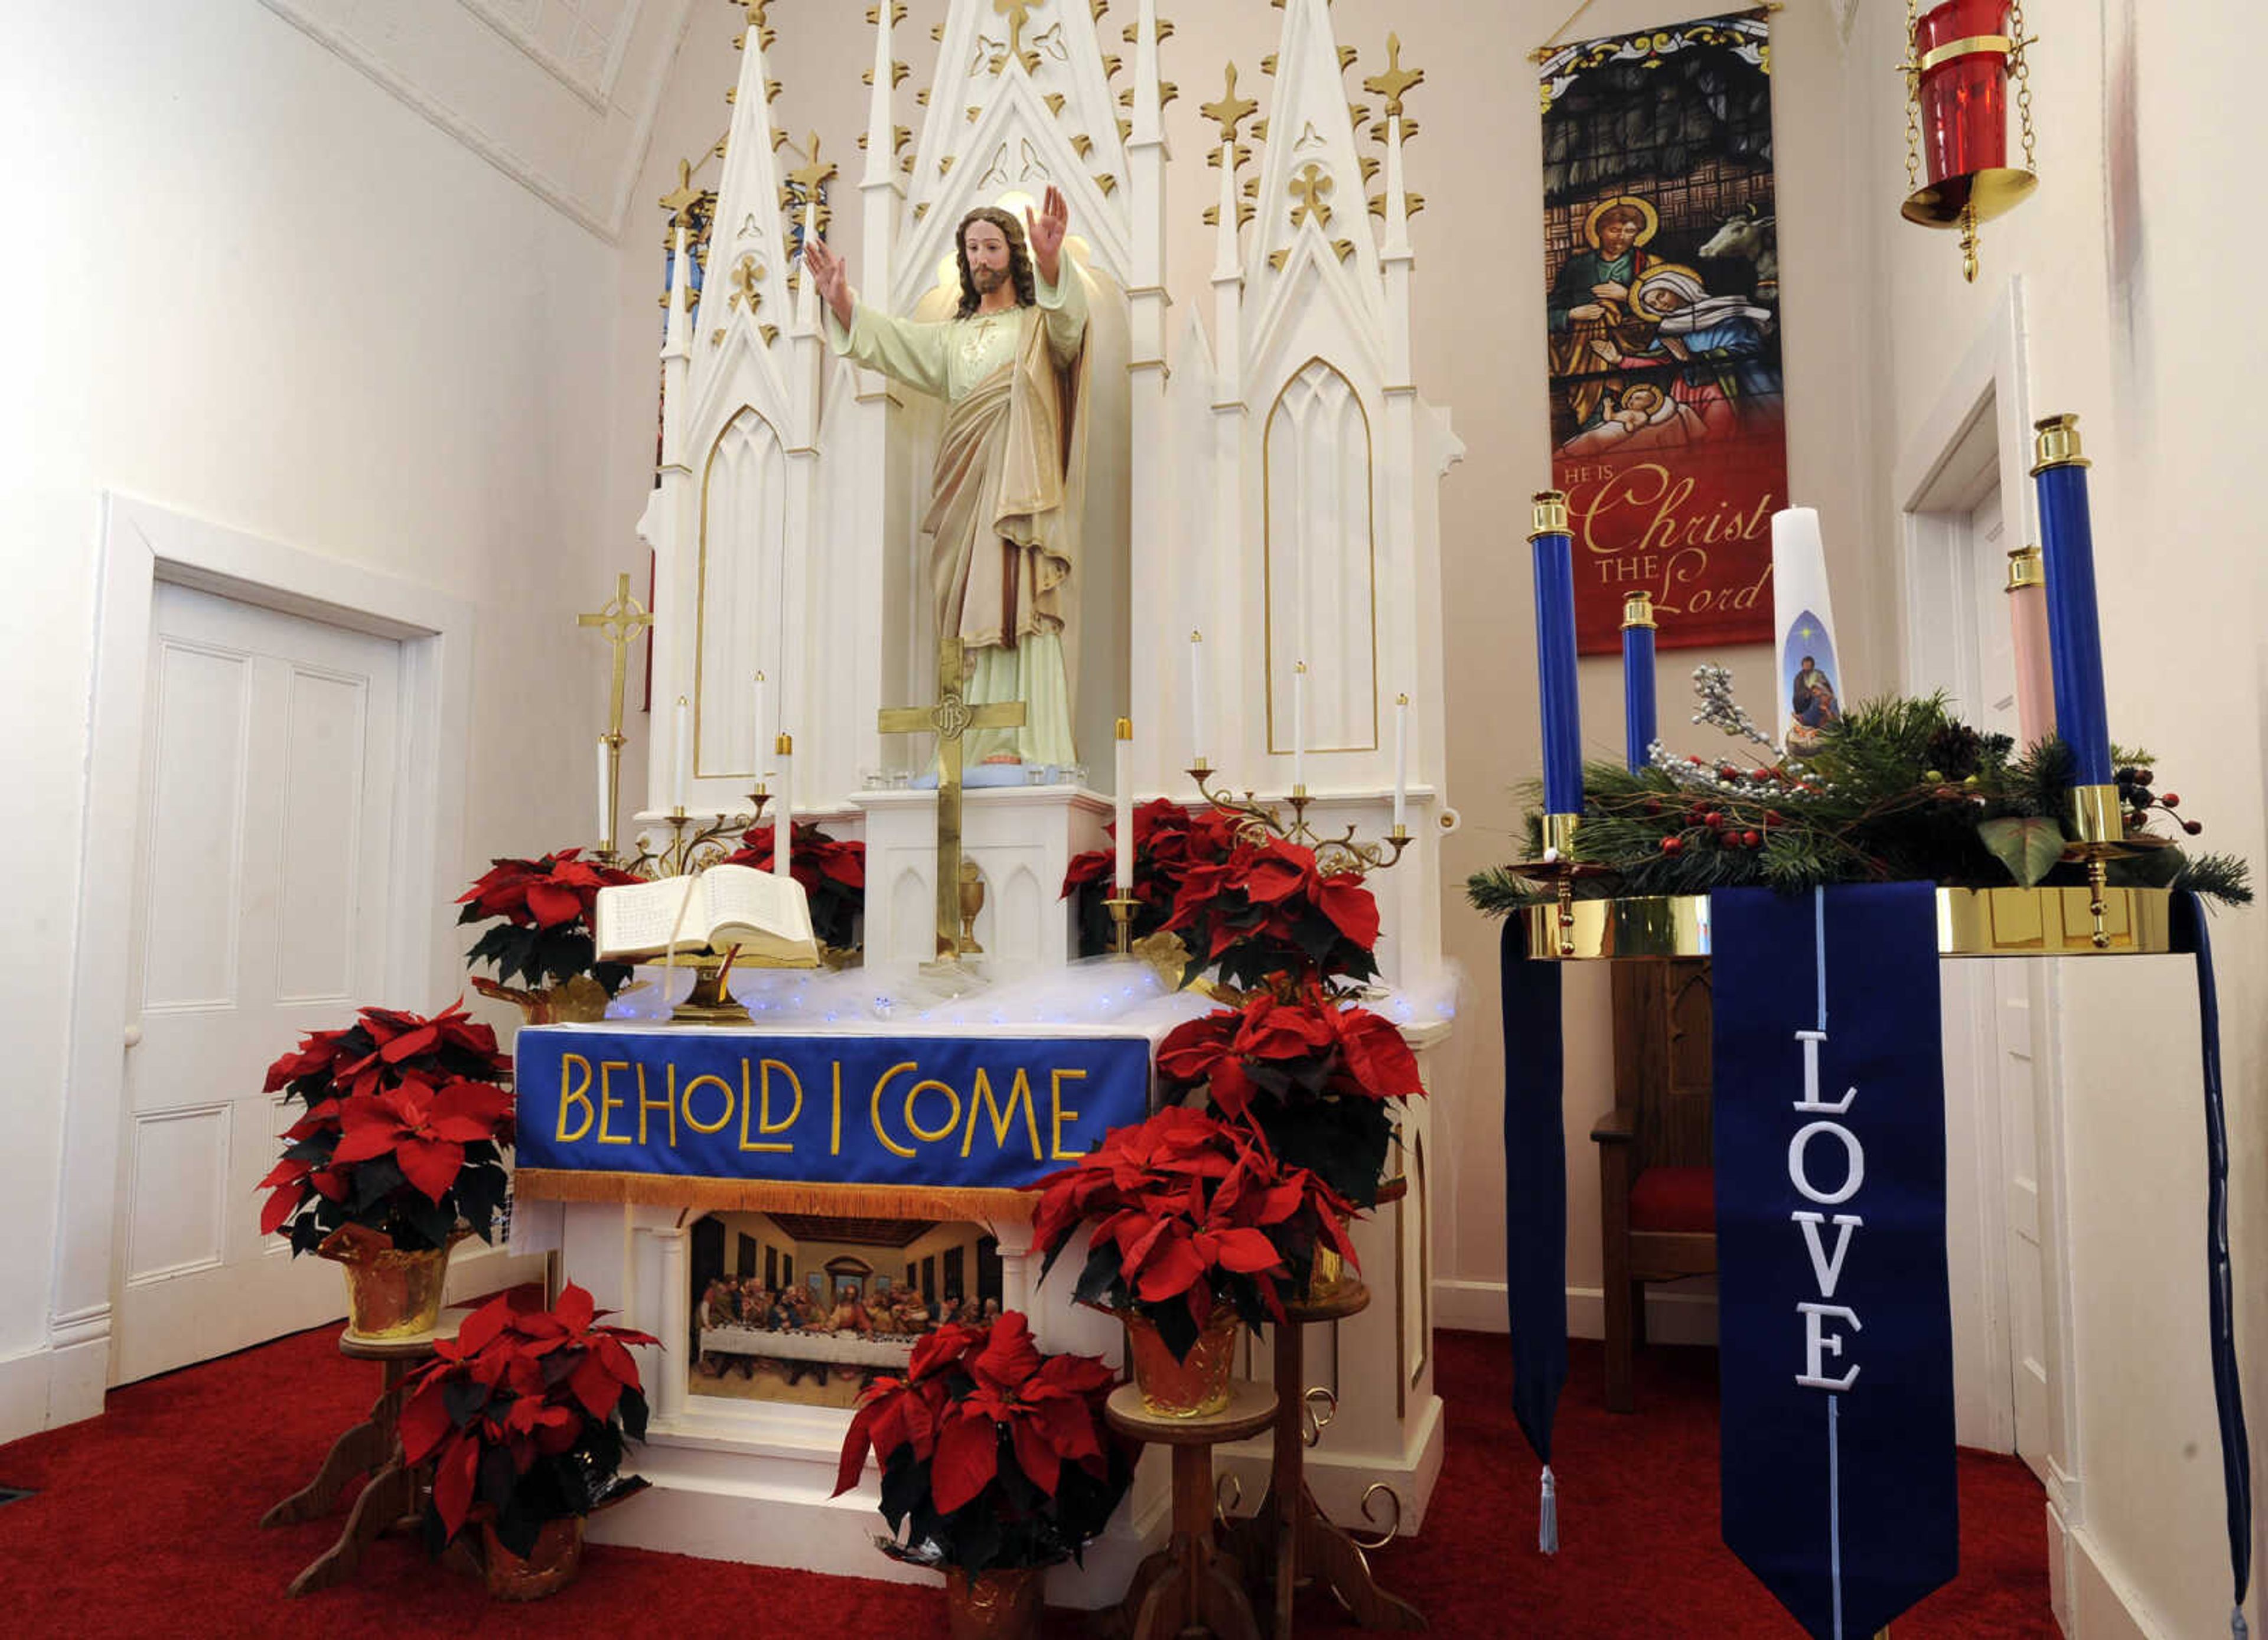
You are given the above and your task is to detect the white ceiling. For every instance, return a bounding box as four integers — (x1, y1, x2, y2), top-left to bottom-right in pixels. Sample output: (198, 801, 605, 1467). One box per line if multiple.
(258, 0, 696, 242)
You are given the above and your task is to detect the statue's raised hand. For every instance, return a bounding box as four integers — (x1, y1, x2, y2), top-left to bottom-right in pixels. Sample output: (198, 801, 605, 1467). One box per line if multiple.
(1026, 184, 1069, 283)
(803, 232, 853, 329)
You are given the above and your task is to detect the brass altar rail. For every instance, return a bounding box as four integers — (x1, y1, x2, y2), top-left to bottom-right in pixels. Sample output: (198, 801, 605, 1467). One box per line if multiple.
(1518, 886, 2174, 961)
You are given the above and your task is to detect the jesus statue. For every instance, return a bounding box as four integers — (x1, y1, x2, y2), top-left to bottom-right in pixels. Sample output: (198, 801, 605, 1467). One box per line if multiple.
(804, 186, 1091, 770)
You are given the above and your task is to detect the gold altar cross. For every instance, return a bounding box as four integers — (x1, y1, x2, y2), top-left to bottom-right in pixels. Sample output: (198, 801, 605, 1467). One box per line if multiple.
(877, 638, 1027, 960)
(578, 574, 653, 852)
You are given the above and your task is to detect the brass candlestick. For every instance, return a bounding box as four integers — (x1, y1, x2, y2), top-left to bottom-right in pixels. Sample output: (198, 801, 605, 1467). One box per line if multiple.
(1105, 895, 1139, 956)
(2060, 782, 2169, 950)
(1499, 811, 1615, 957)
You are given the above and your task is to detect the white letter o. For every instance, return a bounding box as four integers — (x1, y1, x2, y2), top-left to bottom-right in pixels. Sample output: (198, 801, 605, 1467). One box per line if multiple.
(1788, 1120, 1864, 1206)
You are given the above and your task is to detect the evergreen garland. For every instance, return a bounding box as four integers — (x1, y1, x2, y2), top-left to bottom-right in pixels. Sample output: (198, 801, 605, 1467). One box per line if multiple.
(1468, 675, 2250, 916)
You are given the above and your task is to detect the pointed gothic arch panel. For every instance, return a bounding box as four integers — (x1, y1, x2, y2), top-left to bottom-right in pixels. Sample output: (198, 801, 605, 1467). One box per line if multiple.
(1264, 357, 1378, 755)
(695, 406, 789, 779)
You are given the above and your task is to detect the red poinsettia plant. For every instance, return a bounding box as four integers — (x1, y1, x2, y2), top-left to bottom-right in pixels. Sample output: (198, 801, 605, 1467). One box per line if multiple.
(722, 821, 866, 951)
(1067, 810, 1383, 993)
(1063, 799, 1242, 958)
(1029, 1106, 1358, 1362)
(831, 1313, 1136, 1573)
(258, 1000, 515, 1256)
(398, 1283, 657, 1560)
(458, 847, 644, 999)
(1156, 986, 1426, 1208)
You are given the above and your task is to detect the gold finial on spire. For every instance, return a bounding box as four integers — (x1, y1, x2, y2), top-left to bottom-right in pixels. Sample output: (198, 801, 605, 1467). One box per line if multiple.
(1363, 33, 1425, 122)
(1201, 63, 1259, 145)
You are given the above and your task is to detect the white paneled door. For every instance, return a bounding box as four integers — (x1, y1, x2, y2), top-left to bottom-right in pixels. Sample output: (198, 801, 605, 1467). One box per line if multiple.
(112, 583, 403, 1384)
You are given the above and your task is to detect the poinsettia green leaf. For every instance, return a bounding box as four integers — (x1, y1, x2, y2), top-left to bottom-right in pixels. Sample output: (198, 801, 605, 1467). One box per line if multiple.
(1977, 816, 2065, 887)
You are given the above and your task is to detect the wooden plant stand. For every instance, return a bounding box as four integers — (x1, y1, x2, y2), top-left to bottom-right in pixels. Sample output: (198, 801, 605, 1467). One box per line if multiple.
(1228, 1279, 1426, 1635)
(1107, 1379, 1279, 1640)
(261, 1325, 465, 1597)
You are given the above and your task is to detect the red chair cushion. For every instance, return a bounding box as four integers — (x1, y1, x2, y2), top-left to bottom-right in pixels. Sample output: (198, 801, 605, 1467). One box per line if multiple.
(1629, 1166, 1714, 1234)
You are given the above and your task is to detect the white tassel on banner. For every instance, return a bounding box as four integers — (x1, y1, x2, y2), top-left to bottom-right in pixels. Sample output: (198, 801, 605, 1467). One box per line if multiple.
(1539, 1464, 1560, 1555)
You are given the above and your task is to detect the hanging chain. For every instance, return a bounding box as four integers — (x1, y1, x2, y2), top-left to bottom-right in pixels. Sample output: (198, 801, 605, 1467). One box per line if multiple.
(2009, 0, 2037, 174)
(1902, 0, 1921, 194)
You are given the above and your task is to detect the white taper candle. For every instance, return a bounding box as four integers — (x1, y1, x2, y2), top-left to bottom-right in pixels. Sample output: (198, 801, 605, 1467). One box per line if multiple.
(595, 735, 611, 846)
(774, 733, 794, 879)
(1188, 631, 1205, 767)
(1292, 661, 1308, 792)
(1393, 693, 1409, 832)
(673, 696, 691, 812)
(752, 671, 770, 785)
(1114, 718, 1135, 891)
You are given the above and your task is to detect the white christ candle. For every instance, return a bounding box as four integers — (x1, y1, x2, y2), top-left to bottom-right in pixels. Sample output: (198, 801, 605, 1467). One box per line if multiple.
(595, 735, 611, 845)
(1393, 694, 1409, 832)
(1292, 662, 1308, 792)
(774, 733, 794, 878)
(1114, 718, 1135, 891)
(673, 696, 691, 812)
(752, 672, 770, 785)
(1188, 632, 1205, 767)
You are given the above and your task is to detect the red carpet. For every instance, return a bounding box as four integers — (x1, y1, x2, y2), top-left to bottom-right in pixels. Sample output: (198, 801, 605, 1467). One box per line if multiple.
(0, 1325, 2052, 1636)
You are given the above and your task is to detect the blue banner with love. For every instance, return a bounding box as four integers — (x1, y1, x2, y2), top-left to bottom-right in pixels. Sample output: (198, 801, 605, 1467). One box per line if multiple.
(1711, 884, 1957, 1638)
(511, 1025, 1155, 1218)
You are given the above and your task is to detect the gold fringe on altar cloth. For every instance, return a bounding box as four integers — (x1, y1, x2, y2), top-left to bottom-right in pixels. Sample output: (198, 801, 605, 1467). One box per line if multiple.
(511, 1168, 1038, 1222)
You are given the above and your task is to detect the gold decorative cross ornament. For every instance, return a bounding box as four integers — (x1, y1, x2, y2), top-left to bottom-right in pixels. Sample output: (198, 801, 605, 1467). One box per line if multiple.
(577, 573, 654, 852)
(1201, 63, 1259, 145)
(660, 158, 703, 226)
(729, 254, 762, 312)
(1362, 34, 1425, 120)
(993, 0, 1037, 63)
(1290, 162, 1335, 229)
(877, 638, 1027, 960)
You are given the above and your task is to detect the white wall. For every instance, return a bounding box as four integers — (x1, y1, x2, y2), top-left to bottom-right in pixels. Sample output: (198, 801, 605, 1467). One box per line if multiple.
(0, 5, 645, 1439)
(1844, 2, 2266, 1634)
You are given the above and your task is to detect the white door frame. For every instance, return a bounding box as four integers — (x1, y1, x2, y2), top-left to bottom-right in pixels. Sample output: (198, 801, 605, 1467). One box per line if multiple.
(48, 495, 475, 1424)
(1889, 277, 2084, 1538)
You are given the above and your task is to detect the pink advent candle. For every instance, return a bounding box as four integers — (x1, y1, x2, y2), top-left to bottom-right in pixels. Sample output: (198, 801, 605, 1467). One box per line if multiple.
(2005, 546, 2055, 748)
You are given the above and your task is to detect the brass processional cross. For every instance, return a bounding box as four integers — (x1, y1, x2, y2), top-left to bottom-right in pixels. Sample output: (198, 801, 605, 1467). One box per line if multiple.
(877, 638, 1027, 960)
(577, 573, 653, 856)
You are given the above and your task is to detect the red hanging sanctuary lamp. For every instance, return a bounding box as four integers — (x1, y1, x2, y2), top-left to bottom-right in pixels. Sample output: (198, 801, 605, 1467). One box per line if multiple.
(1900, 0, 2038, 282)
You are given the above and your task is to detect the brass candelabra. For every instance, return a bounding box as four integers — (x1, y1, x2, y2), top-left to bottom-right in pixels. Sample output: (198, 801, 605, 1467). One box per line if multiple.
(1186, 760, 1416, 878)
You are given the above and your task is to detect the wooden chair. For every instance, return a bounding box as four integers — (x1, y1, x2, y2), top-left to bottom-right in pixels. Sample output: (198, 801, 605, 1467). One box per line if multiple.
(1589, 958, 1715, 1414)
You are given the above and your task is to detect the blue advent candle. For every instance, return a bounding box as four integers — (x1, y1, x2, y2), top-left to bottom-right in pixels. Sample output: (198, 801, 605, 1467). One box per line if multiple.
(1621, 591, 1658, 774)
(1529, 491, 1583, 814)
(2029, 415, 2113, 787)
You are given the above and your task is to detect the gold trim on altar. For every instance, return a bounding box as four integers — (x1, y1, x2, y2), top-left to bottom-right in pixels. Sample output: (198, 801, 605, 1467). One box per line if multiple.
(513, 1168, 1039, 1222)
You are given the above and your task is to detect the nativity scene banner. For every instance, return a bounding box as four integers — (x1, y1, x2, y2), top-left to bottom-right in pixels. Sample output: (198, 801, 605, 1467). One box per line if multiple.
(1539, 12, 1783, 653)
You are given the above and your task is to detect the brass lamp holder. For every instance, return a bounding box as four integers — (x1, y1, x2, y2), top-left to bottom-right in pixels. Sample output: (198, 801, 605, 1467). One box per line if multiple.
(2061, 782, 2171, 950)
(1186, 766, 1413, 878)
(1499, 812, 1617, 957)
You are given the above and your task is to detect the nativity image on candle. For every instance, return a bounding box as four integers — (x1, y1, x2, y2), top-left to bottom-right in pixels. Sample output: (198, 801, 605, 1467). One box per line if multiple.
(1292, 661, 1308, 794)
(752, 671, 770, 788)
(773, 733, 794, 879)
(2005, 545, 2055, 749)
(1188, 631, 1206, 769)
(1114, 717, 1135, 890)
(2031, 414, 2113, 788)
(1527, 493, 1583, 816)
(673, 695, 692, 813)
(1771, 507, 1843, 761)
(1621, 591, 1658, 774)
(1393, 693, 1410, 835)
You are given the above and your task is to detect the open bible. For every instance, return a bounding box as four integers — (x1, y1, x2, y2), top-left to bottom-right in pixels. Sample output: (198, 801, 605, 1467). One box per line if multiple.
(593, 865, 820, 968)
